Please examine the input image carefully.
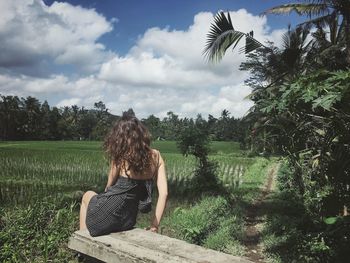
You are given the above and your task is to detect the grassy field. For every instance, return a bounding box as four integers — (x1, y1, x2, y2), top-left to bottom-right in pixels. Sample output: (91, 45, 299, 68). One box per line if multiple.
(0, 140, 254, 206)
(0, 140, 272, 262)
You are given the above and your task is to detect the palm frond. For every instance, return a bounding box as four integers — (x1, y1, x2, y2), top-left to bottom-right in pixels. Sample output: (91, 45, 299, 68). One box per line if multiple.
(204, 12, 264, 62)
(297, 13, 333, 28)
(263, 3, 330, 18)
(239, 31, 265, 54)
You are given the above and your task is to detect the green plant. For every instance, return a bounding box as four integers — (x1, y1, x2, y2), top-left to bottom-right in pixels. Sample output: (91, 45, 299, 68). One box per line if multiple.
(166, 196, 229, 244)
(0, 201, 78, 262)
(163, 195, 246, 256)
(177, 122, 222, 194)
(203, 216, 245, 255)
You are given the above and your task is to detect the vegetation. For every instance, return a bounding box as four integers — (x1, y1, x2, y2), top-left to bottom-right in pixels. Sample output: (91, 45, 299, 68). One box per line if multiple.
(177, 117, 222, 193)
(164, 196, 246, 255)
(2, 1, 349, 262)
(262, 162, 350, 263)
(205, 2, 350, 261)
(263, 0, 350, 64)
(0, 201, 77, 262)
(0, 141, 266, 262)
(0, 96, 246, 143)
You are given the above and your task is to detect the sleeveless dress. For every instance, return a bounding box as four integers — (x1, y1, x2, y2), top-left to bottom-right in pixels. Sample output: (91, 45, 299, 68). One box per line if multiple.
(86, 176, 154, 237)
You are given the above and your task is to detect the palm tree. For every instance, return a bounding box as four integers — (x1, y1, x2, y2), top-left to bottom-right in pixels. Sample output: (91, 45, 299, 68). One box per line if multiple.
(203, 11, 265, 62)
(24, 96, 41, 138)
(263, 0, 350, 64)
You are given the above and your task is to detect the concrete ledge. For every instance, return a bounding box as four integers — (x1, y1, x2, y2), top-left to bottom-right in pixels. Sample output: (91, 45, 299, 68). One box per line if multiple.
(68, 229, 253, 263)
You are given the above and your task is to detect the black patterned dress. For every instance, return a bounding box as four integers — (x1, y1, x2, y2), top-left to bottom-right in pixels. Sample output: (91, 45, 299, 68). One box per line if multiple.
(86, 176, 153, 237)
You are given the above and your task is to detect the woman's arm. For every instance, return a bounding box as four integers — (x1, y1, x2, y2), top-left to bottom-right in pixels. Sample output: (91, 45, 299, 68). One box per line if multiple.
(149, 152, 168, 232)
(105, 160, 118, 191)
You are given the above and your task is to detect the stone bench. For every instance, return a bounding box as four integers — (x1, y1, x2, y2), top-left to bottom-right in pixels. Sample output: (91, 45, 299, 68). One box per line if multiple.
(68, 229, 253, 263)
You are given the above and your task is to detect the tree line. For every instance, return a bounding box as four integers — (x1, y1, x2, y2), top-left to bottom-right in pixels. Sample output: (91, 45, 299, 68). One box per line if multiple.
(0, 95, 248, 143)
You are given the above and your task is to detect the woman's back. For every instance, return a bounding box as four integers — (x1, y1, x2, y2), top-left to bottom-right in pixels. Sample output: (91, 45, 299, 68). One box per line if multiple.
(118, 149, 160, 180)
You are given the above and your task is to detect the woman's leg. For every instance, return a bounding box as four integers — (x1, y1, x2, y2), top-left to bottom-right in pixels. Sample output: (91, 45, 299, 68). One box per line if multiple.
(80, 190, 97, 230)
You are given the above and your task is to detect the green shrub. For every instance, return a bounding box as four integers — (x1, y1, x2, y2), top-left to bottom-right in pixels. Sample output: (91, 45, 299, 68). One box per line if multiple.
(262, 174, 350, 263)
(203, 216, 245, 255)
(166, 196, 228, 244)
(0, 200, 78, 262)
(164, 196, 245, 256)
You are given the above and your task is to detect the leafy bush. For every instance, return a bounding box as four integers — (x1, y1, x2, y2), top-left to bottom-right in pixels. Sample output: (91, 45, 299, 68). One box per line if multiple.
(0, 200, 78, 262)
(177, 121, 223, 194)
(262, 163, 350, 263)
(164, 196, 245, 255)
(203, 216, 245, 255)
(166, 196, 228, 244)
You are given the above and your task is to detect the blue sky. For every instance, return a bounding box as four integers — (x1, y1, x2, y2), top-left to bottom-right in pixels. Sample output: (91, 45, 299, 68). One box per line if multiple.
(0, 0, 303, 118)
(44, 0, 302, 55)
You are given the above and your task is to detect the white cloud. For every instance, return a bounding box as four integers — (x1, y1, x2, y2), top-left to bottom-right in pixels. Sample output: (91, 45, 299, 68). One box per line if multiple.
(0, 74, 70, 95)
(97, 10, 284, 117)
(99, 10, 284, 91)
(0, 6, 286, 118)
(0, 0, 114, 74)
(56, 98, 82, 108)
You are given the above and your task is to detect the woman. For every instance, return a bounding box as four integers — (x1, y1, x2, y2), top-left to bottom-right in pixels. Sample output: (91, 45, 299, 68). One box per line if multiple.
(79, 113, 168, 236)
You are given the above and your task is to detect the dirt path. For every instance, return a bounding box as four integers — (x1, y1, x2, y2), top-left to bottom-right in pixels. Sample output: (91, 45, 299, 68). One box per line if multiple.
(243, 162, 280, 263)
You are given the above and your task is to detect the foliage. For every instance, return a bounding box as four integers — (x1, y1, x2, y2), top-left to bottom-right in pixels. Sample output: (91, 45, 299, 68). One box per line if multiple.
(0, 95, 246, 143)
(0, 96, 117, 141)
(262, 163, 350, 263)
(203, 11, 264, 62)
(261, 71, 350, 217)
(263, 0, 350, 64)
(177, 119, 222, 193)
(0, 201, 77, 262)
(164, 196, 245, 255)
(205, 3, 350, 261)
(203, 218, 245, 256)
(0, 141, 261, 260)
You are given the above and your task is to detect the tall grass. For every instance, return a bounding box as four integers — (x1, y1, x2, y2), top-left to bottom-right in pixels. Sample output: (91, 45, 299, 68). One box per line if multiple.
(0, 141, 256, 205)
(0, 141, 268, 261)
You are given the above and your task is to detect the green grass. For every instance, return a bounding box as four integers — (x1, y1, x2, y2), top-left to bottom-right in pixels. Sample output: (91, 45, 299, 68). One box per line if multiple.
(160, 196, 245, 254)
(0, 140, 270, 262)
(151, 140, 242, 154)
(0, 141, 256, 205)
(0, 140, 241, 154)
(233, 157, 274, 203)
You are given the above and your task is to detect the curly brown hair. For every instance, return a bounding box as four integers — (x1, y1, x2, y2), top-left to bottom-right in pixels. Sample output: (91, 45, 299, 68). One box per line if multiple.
(103, 112, 153, 176)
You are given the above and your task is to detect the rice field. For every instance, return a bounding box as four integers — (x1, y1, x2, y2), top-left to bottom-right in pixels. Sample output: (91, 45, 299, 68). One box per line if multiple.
(0, 141, 256, 206)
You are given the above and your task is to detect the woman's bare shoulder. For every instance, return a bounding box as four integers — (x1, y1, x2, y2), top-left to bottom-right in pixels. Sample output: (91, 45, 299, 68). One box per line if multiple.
(150, 148, 162, 165)
(151, 148, 161, 156)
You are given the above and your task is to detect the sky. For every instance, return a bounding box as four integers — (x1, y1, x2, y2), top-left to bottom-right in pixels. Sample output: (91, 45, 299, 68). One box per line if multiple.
(0, 0, 302, 119)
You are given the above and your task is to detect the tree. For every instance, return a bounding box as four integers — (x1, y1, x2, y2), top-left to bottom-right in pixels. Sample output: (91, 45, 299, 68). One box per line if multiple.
(203, 11, 264, 62)
(40, 100, 51, 139)
(94, 101, 107, 113)
(0, 95, 22, 140)
(239, 26, 320, 153)
(92, 101, 110, 140)
(23, 96, 41, 139)
(177, 121, 221, 193)
(142, 114, 162, 140)
(263, 0, 350, 64)
(48, 107, 61, 140)
(162, 111, 181, 140)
